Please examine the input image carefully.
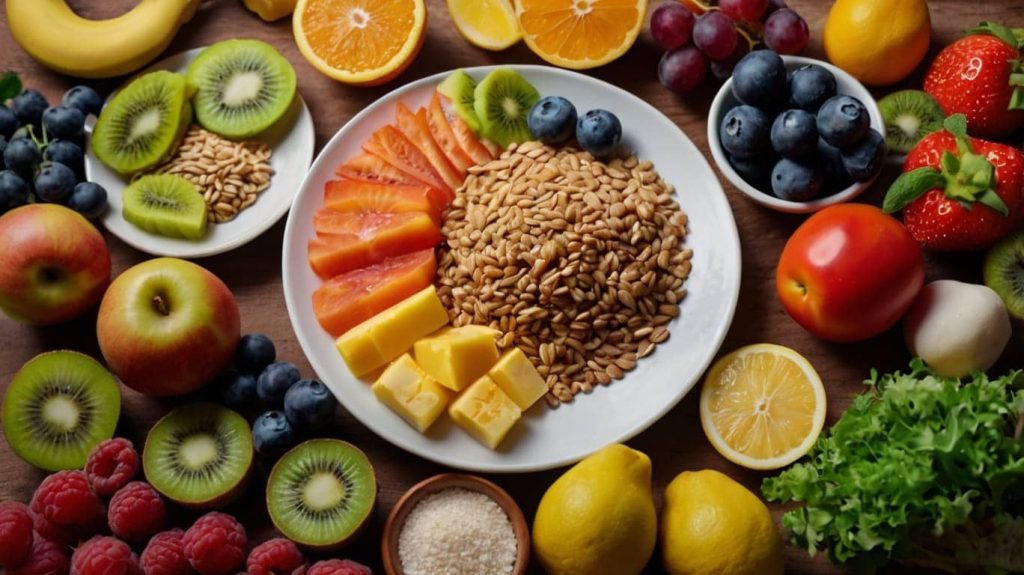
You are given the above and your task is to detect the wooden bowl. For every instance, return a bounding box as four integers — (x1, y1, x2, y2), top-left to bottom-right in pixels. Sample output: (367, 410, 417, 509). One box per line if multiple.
(381, 473, 531, 575)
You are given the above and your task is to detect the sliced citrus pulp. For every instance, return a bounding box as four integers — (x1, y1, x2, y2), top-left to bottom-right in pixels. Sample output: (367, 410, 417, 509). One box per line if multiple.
(312, 248, 437, 337)
(516, 0, 647, 70)
(364, 125, 453, 200)
(425, 94, 475, 173)
(699, 343, 826, 470)
(435, 92, 496, 163)
(323, 178, 442, 219)
(446, 0, 522, 51)
(394, 102, 464, 191)
(293, 0, 427, 86)
(308, 210, 441, 278)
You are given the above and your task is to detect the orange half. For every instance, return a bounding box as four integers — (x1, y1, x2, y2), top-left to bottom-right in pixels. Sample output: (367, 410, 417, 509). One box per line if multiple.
(516, 0, 647, 69)
(294, 0, 427, 86)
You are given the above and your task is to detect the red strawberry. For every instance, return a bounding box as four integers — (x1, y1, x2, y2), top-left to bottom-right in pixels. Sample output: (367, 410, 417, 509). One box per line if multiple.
(883, 114, 1024, 251)
(923, 22, 1024, 139)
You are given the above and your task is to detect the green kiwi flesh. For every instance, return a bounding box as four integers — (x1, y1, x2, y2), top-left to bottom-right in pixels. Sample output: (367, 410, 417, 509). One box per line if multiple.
(878, 90, 945, 154)
(438, 69, 482, 133)
(473, 67, 541, 149)
(1, 351, 120, 471)
(143, 403, 253, 509)
(187, 39, 297, 139)
(123, 174, 208, 240)
(984, 232, 1024, 319)
(92, 70, 192, 174)
(266, 439, 376, 549)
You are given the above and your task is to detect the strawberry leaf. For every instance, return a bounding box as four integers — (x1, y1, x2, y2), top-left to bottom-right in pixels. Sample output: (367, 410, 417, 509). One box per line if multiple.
(966, 21, 1022, 48)
(883, 168, 945, 213)
(944, 114, 969, 138)
(1010, 61, 1024, 111)
(0, 71, 21, 103)
(977, 189, 1010, 216)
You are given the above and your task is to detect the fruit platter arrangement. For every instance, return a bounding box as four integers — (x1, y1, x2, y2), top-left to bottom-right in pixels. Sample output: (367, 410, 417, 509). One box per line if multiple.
(3, 1, 1024, 574)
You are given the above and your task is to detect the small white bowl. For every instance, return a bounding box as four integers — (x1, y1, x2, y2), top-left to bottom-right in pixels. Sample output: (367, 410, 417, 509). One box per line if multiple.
(707, 55, 885, 214)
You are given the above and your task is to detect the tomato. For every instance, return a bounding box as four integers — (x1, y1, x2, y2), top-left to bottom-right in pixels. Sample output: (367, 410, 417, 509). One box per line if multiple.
(312, 248, 437, 337)
(308, 210, 440, 279)
(776, 204, 925, 342)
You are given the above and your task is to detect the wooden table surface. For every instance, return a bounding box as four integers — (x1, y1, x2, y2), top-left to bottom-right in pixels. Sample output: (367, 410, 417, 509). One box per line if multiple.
(1, 1, 1022, 573)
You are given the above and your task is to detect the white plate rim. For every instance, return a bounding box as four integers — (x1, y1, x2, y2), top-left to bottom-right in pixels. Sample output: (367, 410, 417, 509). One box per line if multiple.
(282, 64, 743, 473)
(84, 47, 316, 259)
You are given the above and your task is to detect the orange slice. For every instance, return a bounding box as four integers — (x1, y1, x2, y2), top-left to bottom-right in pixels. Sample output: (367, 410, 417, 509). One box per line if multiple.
(293, 0, 427, 86)
(516, 0, 647, 70)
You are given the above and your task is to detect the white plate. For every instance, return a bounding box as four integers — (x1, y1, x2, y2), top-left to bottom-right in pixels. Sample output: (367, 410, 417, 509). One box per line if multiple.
(282, 65, 742, 473)
(84, 48, 315, 258)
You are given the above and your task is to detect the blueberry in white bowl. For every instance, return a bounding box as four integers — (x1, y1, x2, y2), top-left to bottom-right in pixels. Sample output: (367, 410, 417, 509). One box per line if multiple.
(720, 105, 770, 159)
(817, 138, 853, 193)
(771, 158, 822, 202)
(528, 96, 577, 145)
(818, 95, 870, 149)
(770, 109, 817, 159)
(841, 129, 886, 182)
(788, 64, 836, 112)
(732, 50, 787, 110)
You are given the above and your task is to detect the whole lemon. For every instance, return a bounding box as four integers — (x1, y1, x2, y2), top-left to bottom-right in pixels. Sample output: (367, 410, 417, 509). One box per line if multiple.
(532, 444, 657, 575)
(661, 469, 784, 575)
(823, 0, 931, 86)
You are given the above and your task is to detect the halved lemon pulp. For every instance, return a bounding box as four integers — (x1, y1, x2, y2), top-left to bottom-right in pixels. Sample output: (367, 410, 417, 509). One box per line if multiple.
(700, 343, 826, 470)
(447, 0, 521, 51)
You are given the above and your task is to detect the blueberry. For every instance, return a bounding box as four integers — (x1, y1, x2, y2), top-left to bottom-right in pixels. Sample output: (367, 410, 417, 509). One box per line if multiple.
(0, 136, 6, 170)
(68, 182, 108, 219)
(771, 158, 822, 201)
(576, 109, 622, 157)
(817, 138, 853, 194)
(817, 95, 870, 149)
(252, 410, 295, 457)
(218, 370, 258, 410)
(728, 152, 775, 190)
(719, 105, 770, 158)
(62, 86, 104, 117)
(44, 140, 84, 176)
(34, 162, 76, 203)
(770, 109, 818, 159)
(42, 106, 85, 142)
(0, 106, 17, 139)
(841, 129, 886, 182)
(283, 379, 337, 431)
(0, 170, 30, 213)
(788, 65, 837, 113)
(3, 138, 41, 178)
(731, 50, 787, 110)
(257, 361, 301, 404)
(235, 333, 276, 374)
(528, 96, 578, 145)
(11, 90, 48, 127)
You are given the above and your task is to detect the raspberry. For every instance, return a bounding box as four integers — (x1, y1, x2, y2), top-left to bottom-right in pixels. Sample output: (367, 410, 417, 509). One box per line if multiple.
(291, 567, 307, 575)
(32, 510, 77, 546)
(306, 560, 371, 575)
(8, 536, 70, 575)
(31, 471, 104, 536)
(247, 538, 304, 575)
(86, 438, 140, 497)
(108, 482, 166, 542)
(0, 501, 34, 568)
(71, 536, 141, 575)
(141, 529, 191, 575)
(182, 512, 247, 575)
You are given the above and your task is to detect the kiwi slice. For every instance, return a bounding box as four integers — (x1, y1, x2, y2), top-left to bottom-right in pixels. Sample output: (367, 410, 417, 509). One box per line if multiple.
(984, 232, 1024, 319)
(438, 69, 482, 133)
(1, 351, 120, 471)
(267, 439, 376, 549)
(92, 70, 192, 174)
(143, 403, 253, 509)
(123, 174, 208, 240)
(473, 67, 541, 149)
(187, 39, 297, 139)
(878, 90, 946, 154)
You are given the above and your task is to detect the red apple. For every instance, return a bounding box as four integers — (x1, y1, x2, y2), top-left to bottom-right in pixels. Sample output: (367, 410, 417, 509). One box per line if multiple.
(0, 204, 111, 325)
(97, 257, 240, 396)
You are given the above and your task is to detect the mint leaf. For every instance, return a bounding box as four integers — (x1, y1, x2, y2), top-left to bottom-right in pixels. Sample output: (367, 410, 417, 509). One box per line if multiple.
(882, 167, 945, 213)
(0, 71, 21, 103)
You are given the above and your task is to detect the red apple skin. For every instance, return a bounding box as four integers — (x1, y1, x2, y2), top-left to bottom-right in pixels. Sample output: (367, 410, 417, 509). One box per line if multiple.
(0, 204, 111, 325)
(97, 257, 240, 397)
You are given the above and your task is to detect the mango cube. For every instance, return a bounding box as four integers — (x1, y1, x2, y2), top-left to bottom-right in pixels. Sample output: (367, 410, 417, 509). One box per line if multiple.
(488, 347, 548, 410)
(449, 375, 521, 449)
(414, 325, 500, 392)
(336, 286, 450, 377)
(373, 354, 451, 432)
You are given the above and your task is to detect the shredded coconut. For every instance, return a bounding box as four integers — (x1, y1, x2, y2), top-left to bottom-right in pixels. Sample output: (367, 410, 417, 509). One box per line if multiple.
(398, 487, 517, 575)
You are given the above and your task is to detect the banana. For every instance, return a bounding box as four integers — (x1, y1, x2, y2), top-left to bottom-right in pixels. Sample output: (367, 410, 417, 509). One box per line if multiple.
(6, 0, 202, 79)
